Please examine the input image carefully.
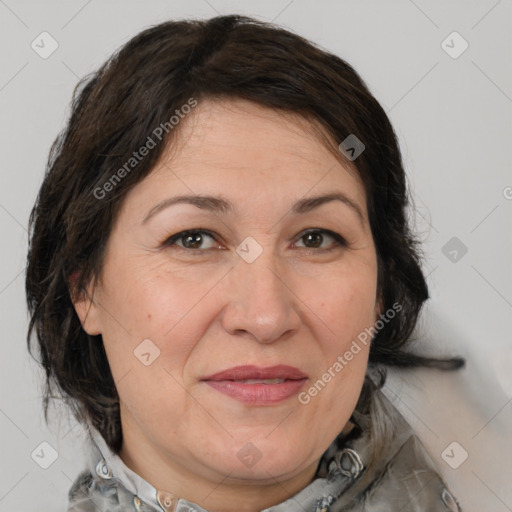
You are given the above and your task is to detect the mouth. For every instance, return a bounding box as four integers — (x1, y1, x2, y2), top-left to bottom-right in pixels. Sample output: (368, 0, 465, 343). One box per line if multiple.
(201, 365, 308, 405)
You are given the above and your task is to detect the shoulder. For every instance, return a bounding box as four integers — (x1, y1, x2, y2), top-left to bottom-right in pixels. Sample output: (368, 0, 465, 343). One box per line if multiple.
(327, 377, 463, 511)
(357, 433, 461, 511)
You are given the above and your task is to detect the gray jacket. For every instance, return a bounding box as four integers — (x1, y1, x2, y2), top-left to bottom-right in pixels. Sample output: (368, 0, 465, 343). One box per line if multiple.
(67, 379, 461, 511)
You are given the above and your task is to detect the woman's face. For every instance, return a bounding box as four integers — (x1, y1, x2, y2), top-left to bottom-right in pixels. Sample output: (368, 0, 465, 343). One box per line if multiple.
(75, 99, 379, 495)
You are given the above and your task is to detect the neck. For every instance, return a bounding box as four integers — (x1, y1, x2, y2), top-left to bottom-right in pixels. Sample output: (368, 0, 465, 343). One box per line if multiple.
(119, 430, 319, 512)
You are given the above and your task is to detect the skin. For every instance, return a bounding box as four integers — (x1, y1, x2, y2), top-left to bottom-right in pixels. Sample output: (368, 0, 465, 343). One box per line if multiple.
(73, 98, 380, 512)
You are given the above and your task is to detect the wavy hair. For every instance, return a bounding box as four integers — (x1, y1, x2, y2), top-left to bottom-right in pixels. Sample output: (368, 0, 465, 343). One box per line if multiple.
(26, 14, 463, 454)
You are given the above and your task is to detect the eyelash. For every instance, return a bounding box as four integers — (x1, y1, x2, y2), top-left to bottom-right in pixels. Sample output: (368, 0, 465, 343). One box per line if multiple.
(161, 228, 348, 254)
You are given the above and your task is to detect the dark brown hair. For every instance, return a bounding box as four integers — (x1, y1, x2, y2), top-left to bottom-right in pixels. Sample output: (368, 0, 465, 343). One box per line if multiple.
(25, 14, 463, 454)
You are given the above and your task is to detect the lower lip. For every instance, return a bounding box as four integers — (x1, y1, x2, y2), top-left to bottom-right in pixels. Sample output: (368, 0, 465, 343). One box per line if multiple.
(204, 379, 307, 404)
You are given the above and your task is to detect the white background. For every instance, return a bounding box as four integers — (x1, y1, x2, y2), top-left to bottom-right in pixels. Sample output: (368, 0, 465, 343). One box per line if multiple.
(0, 1, 511, 511)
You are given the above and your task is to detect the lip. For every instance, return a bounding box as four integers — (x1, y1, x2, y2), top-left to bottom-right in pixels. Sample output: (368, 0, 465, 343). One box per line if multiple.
(202, 365, 307, 381)
(201, 365, 308, 405)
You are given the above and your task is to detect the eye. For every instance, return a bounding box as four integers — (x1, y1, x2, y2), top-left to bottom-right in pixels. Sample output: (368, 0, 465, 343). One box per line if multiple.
(162, 229, 220, 251)
(161, 228, 347, 253)
(294, 229, 347, 252)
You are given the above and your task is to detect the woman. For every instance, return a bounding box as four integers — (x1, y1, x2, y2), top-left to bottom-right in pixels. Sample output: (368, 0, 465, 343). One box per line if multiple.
(25, 14, 464, 512)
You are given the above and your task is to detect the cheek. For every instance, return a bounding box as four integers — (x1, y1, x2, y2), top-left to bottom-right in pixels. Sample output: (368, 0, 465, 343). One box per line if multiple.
(100, 254, 208, 340)
(303, 264, 378, 346)
(97, 254, 227, 411)
(299, 276, 373, 430)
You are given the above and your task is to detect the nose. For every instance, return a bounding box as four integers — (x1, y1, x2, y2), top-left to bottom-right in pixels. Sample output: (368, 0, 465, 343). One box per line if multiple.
(220, 247, 301, 344)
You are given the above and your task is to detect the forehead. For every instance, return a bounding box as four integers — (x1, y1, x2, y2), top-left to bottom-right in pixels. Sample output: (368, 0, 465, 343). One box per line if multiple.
(121, 98, 368, 222)
(162, 98, 359, 179)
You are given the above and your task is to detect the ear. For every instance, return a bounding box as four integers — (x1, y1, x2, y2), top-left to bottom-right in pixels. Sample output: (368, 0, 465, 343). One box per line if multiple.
(69, 271, 102, 336)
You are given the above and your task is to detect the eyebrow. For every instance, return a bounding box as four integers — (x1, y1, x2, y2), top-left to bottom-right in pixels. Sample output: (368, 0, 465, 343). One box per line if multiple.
(142, 192, 365, 225)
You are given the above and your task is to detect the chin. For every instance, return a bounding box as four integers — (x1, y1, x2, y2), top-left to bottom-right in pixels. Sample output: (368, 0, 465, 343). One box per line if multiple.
(212, 433, 313, 483)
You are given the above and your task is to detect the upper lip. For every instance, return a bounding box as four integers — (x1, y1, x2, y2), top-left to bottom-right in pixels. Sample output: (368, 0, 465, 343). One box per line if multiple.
(201, 365, 307, 381)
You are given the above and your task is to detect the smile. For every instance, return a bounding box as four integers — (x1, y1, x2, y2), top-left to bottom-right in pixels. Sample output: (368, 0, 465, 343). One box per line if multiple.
(201, 365, 308, 405)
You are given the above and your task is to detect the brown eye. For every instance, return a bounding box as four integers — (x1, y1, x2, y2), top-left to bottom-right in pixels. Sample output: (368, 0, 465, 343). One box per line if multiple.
(163, 230, 218, 250)
(295, 229, 347, 251)
(302, 231, 323, 248)
(181, 232, 206, 249)
(162, 228, 346, 253)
